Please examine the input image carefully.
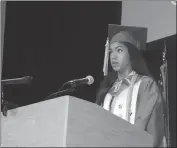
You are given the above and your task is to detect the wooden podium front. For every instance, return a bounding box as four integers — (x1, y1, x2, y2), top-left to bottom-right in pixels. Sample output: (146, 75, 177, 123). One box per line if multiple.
(1, 95, 153, 147)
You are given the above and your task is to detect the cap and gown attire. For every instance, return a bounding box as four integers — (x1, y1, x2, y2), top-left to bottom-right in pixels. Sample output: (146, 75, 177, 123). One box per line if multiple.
(96, 25, 165, 147)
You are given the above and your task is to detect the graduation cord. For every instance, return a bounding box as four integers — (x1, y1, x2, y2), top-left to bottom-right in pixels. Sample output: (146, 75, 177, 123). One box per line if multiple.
(109, 79, 123, 112)
(125, 73, 138, 122)
(109, 96, 114, 112)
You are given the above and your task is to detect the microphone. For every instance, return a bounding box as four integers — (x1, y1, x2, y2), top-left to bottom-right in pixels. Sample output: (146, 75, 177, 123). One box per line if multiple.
(1, 76, 33, 85)
(66, 75, 94, 87)
(47, 76, 94, 100)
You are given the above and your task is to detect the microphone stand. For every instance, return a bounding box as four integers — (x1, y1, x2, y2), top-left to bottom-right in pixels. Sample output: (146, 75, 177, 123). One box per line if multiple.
(1, 76, 33, 117)
(1, 85, 8, 116)
(45, 87, 76, 100)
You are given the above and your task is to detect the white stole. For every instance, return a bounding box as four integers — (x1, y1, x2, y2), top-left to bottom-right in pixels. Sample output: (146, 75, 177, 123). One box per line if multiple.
(103, 79, 142, 124)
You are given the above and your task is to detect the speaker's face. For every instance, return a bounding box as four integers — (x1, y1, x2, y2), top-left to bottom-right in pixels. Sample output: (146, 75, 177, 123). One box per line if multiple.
(110, 42, 131, 72)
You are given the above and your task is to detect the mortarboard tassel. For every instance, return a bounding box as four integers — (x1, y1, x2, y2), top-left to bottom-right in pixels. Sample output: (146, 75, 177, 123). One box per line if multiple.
(103, 38, 109, 76)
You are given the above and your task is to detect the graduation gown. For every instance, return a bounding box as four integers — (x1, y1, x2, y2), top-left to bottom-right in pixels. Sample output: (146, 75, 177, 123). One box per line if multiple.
(96, 72, 165, 147)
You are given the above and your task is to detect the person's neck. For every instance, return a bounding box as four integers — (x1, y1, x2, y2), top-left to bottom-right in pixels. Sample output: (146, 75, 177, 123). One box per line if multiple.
(117, 67, 133, 81)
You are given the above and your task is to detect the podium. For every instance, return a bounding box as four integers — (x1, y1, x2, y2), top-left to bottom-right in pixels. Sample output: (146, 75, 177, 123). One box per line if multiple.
(1, 95, 153, 147)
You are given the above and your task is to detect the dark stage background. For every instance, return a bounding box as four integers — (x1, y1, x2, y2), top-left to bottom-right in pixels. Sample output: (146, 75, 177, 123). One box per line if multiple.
(2, 2, 122, 106)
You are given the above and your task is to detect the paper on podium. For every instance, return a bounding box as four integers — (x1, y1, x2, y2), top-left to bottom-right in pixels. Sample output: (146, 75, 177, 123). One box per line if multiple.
(1, 95, 153, 147)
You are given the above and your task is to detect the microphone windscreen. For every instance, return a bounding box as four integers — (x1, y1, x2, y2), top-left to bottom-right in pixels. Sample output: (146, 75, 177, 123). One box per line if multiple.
(86, 75, 94, 85)
(24, 76, 33, 83)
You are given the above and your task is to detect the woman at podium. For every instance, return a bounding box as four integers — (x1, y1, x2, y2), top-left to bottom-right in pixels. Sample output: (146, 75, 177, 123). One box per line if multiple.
(96, 25, 165, 147)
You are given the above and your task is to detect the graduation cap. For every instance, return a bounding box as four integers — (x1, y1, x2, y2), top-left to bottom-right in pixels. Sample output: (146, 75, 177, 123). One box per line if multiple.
(103, 24, 148, 76)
